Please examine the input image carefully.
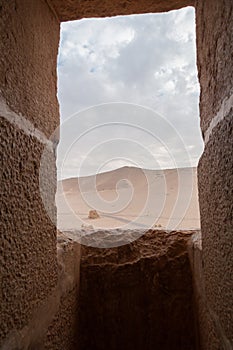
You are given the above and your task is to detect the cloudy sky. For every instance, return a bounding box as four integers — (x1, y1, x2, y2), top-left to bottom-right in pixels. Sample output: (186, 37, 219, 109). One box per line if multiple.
(56, 6, 203, 179)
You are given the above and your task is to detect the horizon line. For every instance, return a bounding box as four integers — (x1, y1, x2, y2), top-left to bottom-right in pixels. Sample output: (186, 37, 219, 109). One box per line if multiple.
(58, 165, 197, 181)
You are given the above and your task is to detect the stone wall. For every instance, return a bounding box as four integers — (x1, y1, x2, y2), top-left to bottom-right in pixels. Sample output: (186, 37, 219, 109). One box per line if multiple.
(78, 230, 197, 350)
(49, 0, 194, 22)
(0, 0, 60, 137)
(44, 233, 81, 350)
(0, 0, 232, 349)
(195, 0, 233, 348)
(0, 232, 81, 349)
(0, 1, 80, 348)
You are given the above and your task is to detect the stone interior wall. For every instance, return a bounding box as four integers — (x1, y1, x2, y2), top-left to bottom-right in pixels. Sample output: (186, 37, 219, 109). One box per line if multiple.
(1, 0, 232, 349)
(44, 232, 81, 350)
(0, 1, 80, 349)
(195, 0, 233, 349)
(78, 230, 198, 350)
(48, 0, 194, 21)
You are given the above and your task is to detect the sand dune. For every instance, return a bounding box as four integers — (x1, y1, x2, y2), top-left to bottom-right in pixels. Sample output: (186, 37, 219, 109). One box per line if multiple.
(56, 166, 200, 231)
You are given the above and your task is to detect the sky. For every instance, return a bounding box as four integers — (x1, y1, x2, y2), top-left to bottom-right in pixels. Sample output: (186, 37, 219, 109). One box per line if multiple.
(56, 6, 204, 179)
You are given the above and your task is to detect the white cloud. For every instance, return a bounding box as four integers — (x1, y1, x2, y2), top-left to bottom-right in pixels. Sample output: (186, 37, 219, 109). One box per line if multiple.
(56, 7, 204, 178)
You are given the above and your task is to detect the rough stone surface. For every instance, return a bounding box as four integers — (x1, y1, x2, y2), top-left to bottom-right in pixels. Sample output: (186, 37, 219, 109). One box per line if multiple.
(0, 117, 58, 344)
(44, 233, 81, 350)
(49, 0, 194, 22)
(188, 232, 227, 350)
(0, 0, 61, 347)
(0, 233, 81, 349)
(88, 209, 100, 219)
(196, 0, 233, 133)
(0, 0, 60, 138)
(198, 112, 233, 348)
(0, 0, 232, 348)
(196, 0, 233, 347)
(44, 288, 79, 349)
(78, 230, 198, 350)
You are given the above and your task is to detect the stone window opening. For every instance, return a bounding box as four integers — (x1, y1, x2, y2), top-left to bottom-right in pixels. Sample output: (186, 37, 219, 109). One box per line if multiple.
(54, 7, 202, 247)
(1, 1, 232, 348)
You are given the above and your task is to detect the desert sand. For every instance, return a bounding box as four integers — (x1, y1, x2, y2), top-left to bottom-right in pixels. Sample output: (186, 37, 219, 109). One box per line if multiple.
(56, 166, 200, 232)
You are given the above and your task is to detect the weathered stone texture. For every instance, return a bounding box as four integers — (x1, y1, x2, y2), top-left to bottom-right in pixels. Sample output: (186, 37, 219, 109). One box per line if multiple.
(0, 233, 80, 349)
(198, 112, 233, 348)
(44, 233, 81, 350)
(78, 230, 197, 350)
(49, 0, 194, 22)
(0, 117, 58, 344)
(0, 0, 61, 346)
(196, 0, 233, 347)
(188, 233, 226, 350)
(44, 288, 79, 349)
(0, 0, 60, 138)
(196, 0, 233, 133)
(0, 0, 232, 349)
